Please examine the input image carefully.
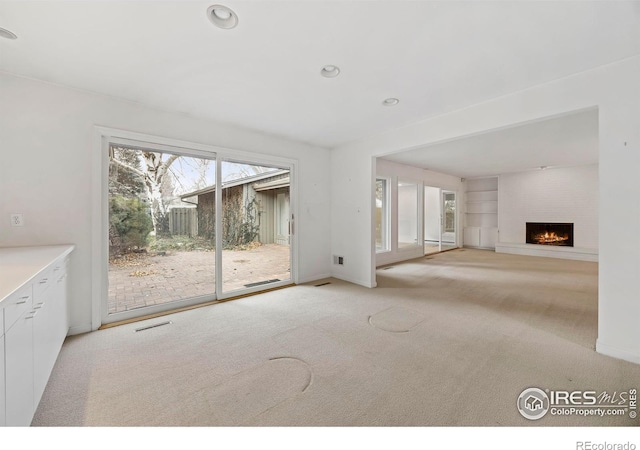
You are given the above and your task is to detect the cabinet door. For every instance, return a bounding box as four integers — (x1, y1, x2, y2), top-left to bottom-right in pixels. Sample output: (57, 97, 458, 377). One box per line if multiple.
(480, 227, 498, 248)
(5, 311, 35, 426)
(0, 333, 5, 427)
(34, 264, 68, 408)
(52, 266, 69, 352)
(33, 290, 54, 408)
(464, 227, 481, 247)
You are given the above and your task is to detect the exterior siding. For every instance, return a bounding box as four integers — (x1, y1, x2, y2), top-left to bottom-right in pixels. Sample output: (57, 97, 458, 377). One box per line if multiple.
(189, 171, 290, 245)
(197, 192, 215, 240)
(256, 191, 275, 244)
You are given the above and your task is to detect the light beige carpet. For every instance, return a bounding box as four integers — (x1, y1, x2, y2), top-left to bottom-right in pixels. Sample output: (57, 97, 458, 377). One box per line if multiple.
(32, 249, 640, 426)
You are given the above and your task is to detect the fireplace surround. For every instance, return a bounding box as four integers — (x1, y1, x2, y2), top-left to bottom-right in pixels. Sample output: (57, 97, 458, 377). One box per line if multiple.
(526, 222, 574, 247)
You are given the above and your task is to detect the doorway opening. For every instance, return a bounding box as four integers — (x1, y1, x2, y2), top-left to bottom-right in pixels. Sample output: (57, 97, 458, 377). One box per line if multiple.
(424, 186, 457, 255)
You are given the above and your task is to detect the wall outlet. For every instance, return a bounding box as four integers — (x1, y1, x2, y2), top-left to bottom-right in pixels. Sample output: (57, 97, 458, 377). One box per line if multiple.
(10, 214, 24, 227)
(333, 255, 344, 265)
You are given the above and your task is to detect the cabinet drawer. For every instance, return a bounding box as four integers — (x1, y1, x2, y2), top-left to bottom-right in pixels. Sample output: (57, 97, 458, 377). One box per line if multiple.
(33, 268, 53, 299)
(51, 260, 65, 279)
(54, 262, 67, 284)
(3, 285, 33, 333)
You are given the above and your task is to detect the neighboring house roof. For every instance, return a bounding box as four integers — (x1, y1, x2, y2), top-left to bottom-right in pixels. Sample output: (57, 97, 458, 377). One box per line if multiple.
(253, 176, 290, 192)
(180, 169, 289, 200)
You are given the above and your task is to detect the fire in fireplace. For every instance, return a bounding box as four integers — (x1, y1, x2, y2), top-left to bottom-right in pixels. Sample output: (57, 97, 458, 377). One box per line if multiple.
(526, 222, 574, 247)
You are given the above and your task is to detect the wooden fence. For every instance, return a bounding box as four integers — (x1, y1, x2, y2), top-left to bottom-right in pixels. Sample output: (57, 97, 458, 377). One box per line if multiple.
(169, 208, 198, 237)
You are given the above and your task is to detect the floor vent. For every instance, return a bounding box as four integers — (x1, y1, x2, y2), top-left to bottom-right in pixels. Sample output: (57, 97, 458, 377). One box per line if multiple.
(135, 320, 172, 332)
(315, 282, 331, 287)
(244, 279, 280, 288)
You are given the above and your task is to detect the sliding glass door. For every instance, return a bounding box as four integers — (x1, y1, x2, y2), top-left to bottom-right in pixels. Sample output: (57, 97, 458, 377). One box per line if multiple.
(107, 145, 216, 315)
(104, 139, 294, 323)
(220, 160, 291, 293)
(423, 187, 457, 254)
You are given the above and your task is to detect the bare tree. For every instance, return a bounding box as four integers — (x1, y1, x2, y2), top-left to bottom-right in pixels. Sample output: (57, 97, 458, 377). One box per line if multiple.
(110, 147, 179, 237)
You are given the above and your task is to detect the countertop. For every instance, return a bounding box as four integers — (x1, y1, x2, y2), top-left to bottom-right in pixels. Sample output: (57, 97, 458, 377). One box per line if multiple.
(0, 244, 75, 303)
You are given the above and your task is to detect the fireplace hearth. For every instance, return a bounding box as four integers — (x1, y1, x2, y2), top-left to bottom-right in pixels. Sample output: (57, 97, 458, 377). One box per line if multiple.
(526, 222, 574, 247)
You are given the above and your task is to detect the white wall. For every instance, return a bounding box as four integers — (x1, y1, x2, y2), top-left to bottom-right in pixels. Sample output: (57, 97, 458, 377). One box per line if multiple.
(331, 56, 640, 364)
(373, 158, 463, 268)
(499, 165, 598, 250)
(0, 73, 332, 334)
(397, 183, 419, 247)
(424, 186, 440, 242)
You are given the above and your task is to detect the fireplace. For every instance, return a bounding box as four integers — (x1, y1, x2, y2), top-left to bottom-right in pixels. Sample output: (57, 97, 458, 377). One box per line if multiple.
(526, 222, 573, 247)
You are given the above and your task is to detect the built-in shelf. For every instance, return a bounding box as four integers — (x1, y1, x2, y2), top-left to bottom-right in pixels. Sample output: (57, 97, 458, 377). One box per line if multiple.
(464, 177, 498, 249)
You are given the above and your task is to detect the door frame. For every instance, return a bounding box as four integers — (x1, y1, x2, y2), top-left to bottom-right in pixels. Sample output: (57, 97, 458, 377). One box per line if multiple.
(92, 126, 298, 330)
(275, 191, 291, 246)
(423, 186, 458, 255)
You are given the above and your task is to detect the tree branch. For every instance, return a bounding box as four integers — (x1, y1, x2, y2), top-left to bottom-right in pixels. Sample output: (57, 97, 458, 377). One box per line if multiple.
(159, 154, 180, 175)
(110, 157, 146, 179)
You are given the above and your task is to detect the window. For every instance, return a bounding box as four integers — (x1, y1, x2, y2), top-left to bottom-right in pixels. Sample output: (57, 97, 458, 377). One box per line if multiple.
(375, 178, 390, 252)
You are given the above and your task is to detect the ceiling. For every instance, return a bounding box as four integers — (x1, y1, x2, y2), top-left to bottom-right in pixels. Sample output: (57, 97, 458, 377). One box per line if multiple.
(382, 107, 599, 178)
(0, 1, 638, 155)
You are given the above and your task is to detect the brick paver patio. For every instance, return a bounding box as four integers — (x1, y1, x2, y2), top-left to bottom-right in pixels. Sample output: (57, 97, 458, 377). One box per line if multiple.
(108, 244, 291, 313)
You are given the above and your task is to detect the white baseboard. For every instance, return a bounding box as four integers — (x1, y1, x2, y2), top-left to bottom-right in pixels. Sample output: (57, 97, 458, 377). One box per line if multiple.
(495, 242, 598, 262)
(376, 249, 434, 267)
(297, 273, 332, 284)
(331, 273, 376, 288)
(68, 323, 93, 336)
(596, 339, 640, 365)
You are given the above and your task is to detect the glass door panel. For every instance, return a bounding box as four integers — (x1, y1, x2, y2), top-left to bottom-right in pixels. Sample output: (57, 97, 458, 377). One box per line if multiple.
(107, 145, 216, 315)
(441, 191, 457, 251)
(220, 161, 291, 293)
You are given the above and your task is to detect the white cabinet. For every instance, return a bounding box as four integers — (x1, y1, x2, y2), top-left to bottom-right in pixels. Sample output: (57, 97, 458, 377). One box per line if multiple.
(464, 227, 481, 247)
(0, 245, 73, 427)
(33, 259, 68, 407)
(4, 301, 35, 426)
(464, 227, 498, 249)
(480, 227, 498, 248)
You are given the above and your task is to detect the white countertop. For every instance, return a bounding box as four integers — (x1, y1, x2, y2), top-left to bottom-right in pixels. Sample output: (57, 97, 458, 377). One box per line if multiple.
(0, 244, 75, 303)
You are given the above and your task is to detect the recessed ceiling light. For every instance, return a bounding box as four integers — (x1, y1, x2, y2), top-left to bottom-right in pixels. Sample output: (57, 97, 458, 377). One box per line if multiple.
(207, 5, 238, 29)
(383, 98, 399, 106)
(320, 65, 340, 78)
(0, 27, 17, 40)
